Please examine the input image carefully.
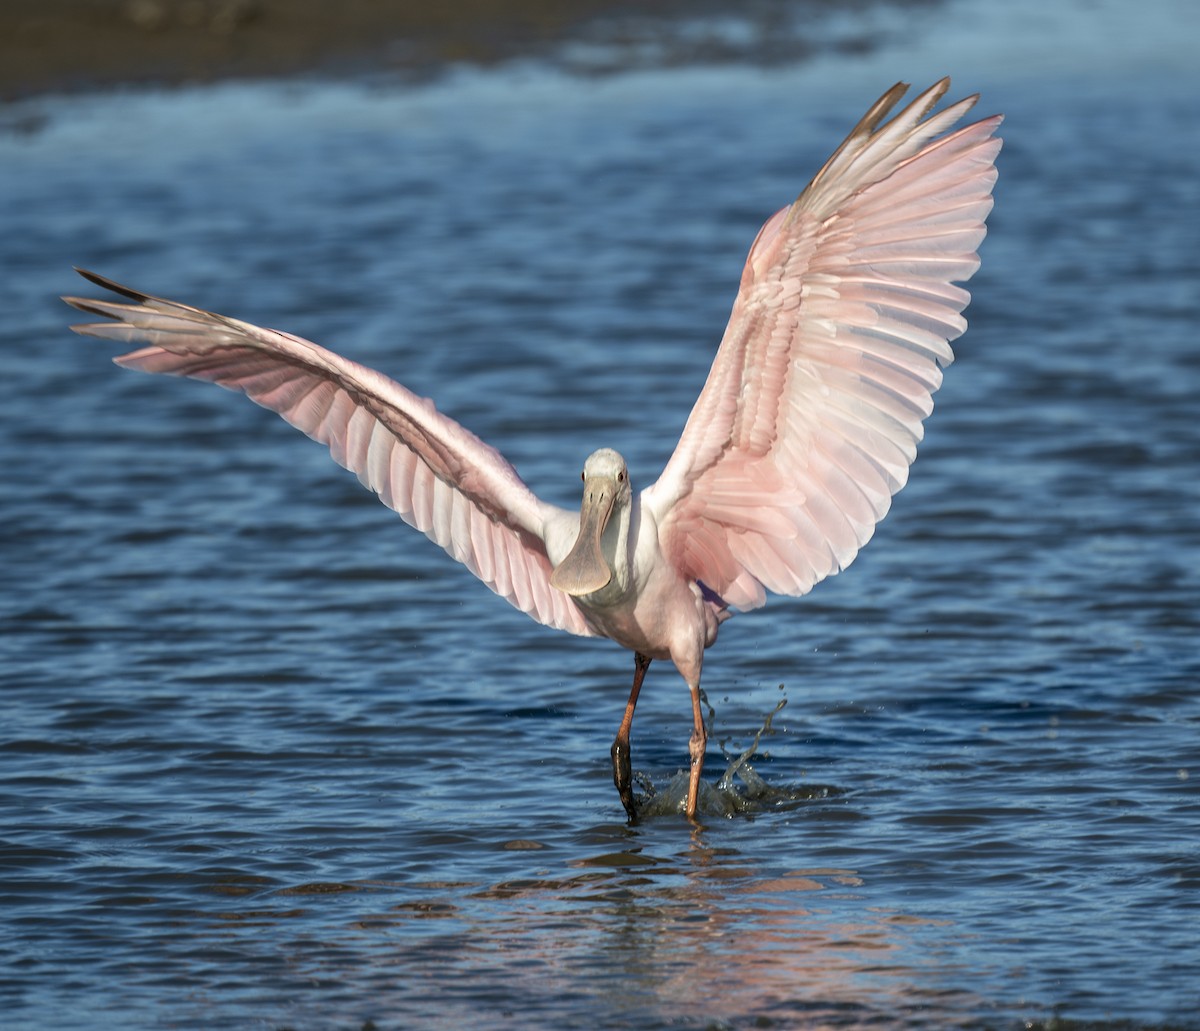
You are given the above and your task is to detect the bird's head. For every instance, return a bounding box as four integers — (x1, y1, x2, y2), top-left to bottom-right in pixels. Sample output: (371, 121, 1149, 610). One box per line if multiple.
(550, 448, 631, 597)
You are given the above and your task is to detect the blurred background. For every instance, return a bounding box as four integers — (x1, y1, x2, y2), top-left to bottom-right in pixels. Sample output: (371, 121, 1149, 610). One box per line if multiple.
(5, 0, 944, 97)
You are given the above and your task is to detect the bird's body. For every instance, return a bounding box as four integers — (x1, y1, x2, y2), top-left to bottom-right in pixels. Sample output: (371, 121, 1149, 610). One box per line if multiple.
(66, 79, 1001, 820)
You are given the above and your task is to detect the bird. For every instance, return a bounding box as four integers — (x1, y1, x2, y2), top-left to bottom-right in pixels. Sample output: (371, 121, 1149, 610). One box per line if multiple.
(65, 78, 1001, 821)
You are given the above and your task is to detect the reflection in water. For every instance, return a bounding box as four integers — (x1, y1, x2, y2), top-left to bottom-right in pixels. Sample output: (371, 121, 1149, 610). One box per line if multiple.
(181, 842, 986, 1029)
(568, 842, 976, 1028)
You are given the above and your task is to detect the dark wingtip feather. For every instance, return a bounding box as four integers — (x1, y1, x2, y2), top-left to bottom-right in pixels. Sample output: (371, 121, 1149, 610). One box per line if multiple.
(62, 296, 119, 319)
(72, 268, 150, 303)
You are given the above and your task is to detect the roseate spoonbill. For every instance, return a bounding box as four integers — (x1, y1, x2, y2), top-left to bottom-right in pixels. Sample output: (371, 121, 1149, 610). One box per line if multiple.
(65, 78, 1001, 821)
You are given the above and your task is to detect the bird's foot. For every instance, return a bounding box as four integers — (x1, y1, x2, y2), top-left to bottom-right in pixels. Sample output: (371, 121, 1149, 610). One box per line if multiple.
(611, 738, 637, 820)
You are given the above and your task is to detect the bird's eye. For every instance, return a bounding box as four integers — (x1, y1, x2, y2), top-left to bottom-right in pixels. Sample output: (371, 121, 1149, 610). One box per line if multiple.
(581, 471, 585, 482)
(617, 471, 626, 483)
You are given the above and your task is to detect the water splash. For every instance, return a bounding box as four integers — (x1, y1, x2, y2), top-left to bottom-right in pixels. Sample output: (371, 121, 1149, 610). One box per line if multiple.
(716, 690, 787, 792)
(634, 687, 838, 819)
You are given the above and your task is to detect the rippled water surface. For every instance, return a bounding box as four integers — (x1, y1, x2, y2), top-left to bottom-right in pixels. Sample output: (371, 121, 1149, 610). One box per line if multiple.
(3, 1, 1198, 1028)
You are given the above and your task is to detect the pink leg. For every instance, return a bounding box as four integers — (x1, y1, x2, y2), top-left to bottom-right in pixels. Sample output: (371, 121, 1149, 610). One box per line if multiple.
(612, 652, 651, 819)
(684, 681, 707, 820)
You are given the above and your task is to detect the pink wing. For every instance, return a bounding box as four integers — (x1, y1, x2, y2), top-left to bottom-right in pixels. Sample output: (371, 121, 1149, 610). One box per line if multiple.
(65, 271, 595, 637)
(643, 79, 1003, 610)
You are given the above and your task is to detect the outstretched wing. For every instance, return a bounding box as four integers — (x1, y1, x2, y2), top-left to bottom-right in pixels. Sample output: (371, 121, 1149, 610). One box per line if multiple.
(65, 270, 595, 637)
(643, 79, 1002, 610)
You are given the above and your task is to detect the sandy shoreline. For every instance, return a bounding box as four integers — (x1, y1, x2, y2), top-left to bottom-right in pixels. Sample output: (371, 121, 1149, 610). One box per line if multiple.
(1, 0, 914, 100)
(0, 0, 740, 99)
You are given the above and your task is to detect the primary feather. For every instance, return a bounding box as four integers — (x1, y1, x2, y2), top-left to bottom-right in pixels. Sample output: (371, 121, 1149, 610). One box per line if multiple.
(66, 272, 594, 637)
(644, 77, 1002, 610)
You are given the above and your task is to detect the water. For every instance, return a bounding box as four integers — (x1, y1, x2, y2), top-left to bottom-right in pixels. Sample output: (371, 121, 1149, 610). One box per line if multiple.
(3, 0, 1198, 1027)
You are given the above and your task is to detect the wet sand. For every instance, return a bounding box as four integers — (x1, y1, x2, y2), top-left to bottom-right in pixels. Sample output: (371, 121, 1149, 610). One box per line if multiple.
(1, 0, 747, 99)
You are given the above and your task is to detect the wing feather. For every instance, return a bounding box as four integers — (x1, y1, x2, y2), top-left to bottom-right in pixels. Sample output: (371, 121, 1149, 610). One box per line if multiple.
(65, 271, 595, 637)
(644, 78, 1002, 610)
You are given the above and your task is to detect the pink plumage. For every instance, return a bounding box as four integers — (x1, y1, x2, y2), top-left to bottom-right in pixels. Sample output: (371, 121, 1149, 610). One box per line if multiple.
(66, 78, 1001, 821)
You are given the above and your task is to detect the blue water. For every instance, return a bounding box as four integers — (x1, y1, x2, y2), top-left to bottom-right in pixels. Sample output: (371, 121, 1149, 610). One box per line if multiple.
(3, 0, 1198, 1028)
